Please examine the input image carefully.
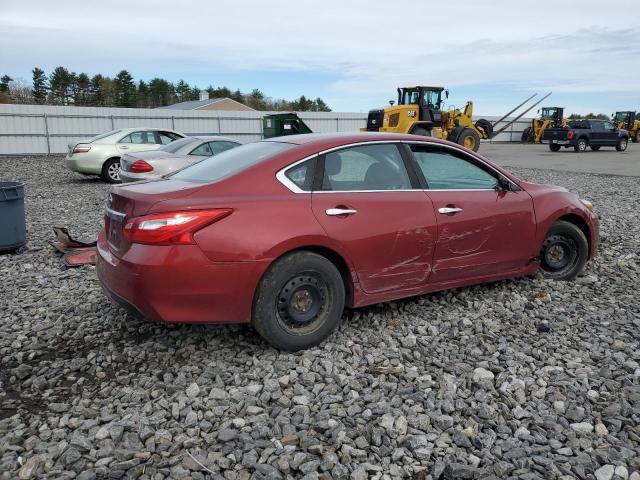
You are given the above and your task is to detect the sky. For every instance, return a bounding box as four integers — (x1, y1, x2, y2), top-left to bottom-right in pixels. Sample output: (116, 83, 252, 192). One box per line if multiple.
(1, 0, 639, 115)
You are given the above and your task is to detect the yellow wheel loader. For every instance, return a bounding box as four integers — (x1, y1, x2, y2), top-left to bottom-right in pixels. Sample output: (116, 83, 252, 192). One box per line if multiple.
(361, 86, 493, 152)
(521, 107, 565, 143)
(613, 111, 640, 143)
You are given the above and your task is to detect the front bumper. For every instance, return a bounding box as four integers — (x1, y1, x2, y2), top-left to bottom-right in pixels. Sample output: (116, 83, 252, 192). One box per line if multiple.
(96, 229, 269, 324)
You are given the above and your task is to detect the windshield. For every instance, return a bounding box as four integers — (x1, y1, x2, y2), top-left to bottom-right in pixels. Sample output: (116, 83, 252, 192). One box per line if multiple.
(540, 108, 556, 120)
(160, 137, 196, 153)
(89, 129, 121, 142)
(171, 141, 295, 182)
(614, 112, 630, 123)
(422, 90, 442, 108)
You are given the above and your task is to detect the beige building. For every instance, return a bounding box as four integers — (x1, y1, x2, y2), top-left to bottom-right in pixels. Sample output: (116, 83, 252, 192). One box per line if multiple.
(158, 93, 255, 112)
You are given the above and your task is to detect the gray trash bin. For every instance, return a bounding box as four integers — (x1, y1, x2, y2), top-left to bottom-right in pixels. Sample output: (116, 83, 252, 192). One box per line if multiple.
(0, 181, 27, 252)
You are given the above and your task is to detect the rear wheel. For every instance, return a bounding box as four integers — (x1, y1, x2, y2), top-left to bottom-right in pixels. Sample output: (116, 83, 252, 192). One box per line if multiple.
(521, 127, 533, 143)
(634, 132, 640, 143)
(616, 138, 628, 151)
(549, 144, 561, 152)
(101, 158, 121, 183)
(252, 251, 345, 351)
(475, 119, 493, 139)
(458, 128, 481, 152)
(539, 221, 589, 280)
(590, 145, 601, 151)
(574, 138, 588, 152)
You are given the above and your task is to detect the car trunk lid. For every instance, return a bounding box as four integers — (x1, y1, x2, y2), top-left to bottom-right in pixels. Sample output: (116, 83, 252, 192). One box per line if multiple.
(105, 179, 205, 256)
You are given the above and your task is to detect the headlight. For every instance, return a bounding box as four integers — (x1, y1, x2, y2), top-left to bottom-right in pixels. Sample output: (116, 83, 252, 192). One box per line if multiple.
(580, 199, 593, 212)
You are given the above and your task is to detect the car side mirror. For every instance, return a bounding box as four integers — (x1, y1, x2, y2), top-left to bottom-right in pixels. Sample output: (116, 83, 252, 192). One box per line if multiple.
(496, 177, 513, 191)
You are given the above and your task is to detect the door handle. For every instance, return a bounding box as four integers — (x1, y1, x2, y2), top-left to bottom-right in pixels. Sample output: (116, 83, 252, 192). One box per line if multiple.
(438, 207, 463, 214)
(326, 208, 357, 216)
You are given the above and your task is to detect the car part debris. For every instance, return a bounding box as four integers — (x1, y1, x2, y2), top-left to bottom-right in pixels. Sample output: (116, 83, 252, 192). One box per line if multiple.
(49, 227, 97, 267)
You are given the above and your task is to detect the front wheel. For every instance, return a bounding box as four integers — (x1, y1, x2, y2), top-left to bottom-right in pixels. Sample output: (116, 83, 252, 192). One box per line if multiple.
(101, 158, 122, 183)
(252, 252, 345, 351)
(521, 127, 533, 143)
(574, 138, 588, 152)
(634, 132, 640, 143)
(616, 138, 628, 151)
(549, 144, 561, 152)
(539, 221, 589, 280)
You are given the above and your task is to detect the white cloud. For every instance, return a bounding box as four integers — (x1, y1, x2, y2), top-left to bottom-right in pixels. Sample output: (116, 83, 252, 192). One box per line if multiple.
(1, 0, 639, 112)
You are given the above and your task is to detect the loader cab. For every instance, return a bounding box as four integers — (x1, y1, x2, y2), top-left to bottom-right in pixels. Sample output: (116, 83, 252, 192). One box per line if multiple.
(397, 86, 444, 127)
(540, 107, 563, 125)
(613, 111, 635, 130)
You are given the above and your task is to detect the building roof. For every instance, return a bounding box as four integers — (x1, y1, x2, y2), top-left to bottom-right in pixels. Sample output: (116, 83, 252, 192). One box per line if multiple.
(157, 97, 254, 111)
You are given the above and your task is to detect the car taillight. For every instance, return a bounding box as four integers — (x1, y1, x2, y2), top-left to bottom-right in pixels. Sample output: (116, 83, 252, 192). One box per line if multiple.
(123, 209, 232, 245)
(567, 130, 574, 139)
(73, 146, 91, 154)
(129, 160, 154, 173)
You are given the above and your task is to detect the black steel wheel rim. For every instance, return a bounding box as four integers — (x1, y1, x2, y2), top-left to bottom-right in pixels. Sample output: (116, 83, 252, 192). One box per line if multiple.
(541, 234, 577, 271)
(276, 273, 328, 332)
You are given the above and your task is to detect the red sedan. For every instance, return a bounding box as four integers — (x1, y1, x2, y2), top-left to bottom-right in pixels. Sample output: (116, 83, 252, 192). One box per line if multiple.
(97, 133, 599, 351)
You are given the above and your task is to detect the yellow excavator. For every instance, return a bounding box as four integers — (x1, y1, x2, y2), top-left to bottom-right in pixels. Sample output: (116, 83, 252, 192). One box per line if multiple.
(612, 111, 640, 143)
(521, 107, 565, 143)
(362, 86, 493, 152)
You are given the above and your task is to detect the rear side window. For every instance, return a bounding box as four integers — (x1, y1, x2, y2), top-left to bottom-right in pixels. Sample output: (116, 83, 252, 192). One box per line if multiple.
(411, 147, 498, 190)
(172, 141, 294, 182)
(160, 137, 194, 153)
(120, 131, 156, 144)
(210, 141, 240, 155)
(285, 158, 316, 191)
(321, 144, 411, 191)
(159, 131, 182, 144)
(189, 142, 213, 156)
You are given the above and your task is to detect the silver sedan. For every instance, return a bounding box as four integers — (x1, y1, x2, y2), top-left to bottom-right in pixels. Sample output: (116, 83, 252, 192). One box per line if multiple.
(119, 136, 241, 183)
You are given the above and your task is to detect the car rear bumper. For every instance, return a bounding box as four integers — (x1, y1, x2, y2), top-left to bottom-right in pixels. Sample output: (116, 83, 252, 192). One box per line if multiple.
(541, 140, 571, 145)
(96, 229, 268, 324)
(65, 155, 104, 174)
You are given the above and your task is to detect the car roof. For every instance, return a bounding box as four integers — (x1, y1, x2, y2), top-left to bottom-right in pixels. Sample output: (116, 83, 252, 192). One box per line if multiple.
(263, 132, 452, 149)
(115, 127, 181, 134)
(192, 135, 240, 143)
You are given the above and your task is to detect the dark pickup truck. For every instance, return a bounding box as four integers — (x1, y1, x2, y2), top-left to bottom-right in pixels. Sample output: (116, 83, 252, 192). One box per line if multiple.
(542, 119, 629, 152)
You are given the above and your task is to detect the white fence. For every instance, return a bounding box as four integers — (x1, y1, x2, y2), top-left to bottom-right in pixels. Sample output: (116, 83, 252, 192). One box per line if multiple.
(0, 104, 531, 155)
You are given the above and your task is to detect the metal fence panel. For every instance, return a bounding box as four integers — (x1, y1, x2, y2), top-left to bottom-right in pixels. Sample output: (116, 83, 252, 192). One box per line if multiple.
(0, 104, 532, 155)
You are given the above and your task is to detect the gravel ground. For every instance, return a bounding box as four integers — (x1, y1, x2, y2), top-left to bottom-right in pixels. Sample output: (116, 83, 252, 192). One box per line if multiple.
(1, 156, 639, 480)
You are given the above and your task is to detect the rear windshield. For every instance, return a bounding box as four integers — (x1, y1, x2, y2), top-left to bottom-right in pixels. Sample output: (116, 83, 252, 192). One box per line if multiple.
(90, 129, 121, 142)
(171, 141, 294, 182)
(569, 120, 590, 129)
(160, 137, 196, 153)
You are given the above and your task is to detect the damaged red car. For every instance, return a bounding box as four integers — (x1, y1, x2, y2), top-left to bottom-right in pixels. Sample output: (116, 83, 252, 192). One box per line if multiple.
(97, 133, 599, 350)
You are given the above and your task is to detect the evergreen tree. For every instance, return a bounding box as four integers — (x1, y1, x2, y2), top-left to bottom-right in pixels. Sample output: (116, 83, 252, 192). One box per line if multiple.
(190, 86, 201, 101)
(74, 73, 91, 106)
(137, 80, 150, 108)
(113, 70, 136, 107)
(0, 75, 13, 93)
(230, 89, 244, 104)
(32, 68, 48, 104)
(49, 66, 75, 105)
(175, 80, 191, 102)
(148, 78, 175, 107)
(247, 88, 267, 110)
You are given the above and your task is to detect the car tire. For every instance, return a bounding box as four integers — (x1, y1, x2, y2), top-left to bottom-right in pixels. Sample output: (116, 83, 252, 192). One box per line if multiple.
(252, 251, 345, 351)
(539, 220, 589, 281)
(590, 145, 601, 151)
(616, 138, 628, 151)
(574, 138, 588, 152)
(101, 158, 122, 183)
(549, 144, 561, 152)
(634, 132, 640, 143)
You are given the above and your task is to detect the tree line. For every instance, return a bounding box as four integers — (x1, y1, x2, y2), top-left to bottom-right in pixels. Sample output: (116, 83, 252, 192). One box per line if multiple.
(0, 67, 331, 111)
